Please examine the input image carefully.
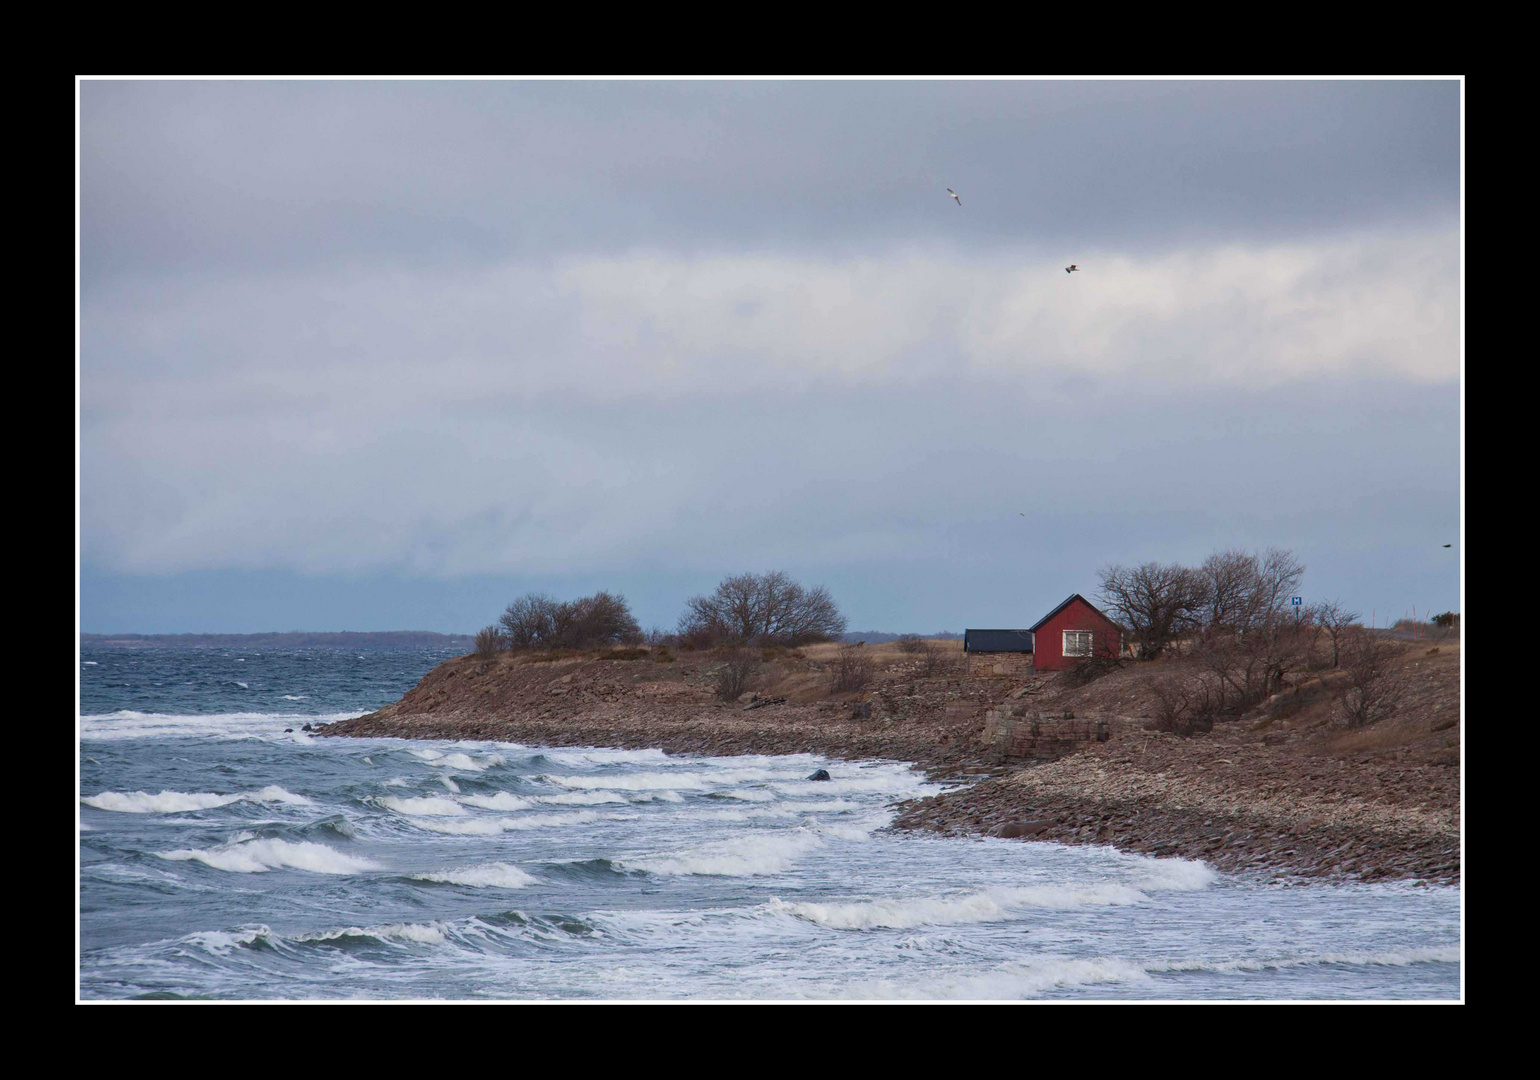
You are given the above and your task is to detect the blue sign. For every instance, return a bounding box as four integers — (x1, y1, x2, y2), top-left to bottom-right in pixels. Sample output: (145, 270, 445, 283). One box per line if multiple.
(1291, 596, 1302, 606)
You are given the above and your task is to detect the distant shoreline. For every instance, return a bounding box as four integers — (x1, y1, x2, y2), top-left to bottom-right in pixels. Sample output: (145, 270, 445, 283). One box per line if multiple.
(80, 631, 475, 650)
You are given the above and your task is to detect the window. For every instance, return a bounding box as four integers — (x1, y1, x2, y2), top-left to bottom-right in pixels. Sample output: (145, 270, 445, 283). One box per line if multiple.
(1063, 630, 1094, 657)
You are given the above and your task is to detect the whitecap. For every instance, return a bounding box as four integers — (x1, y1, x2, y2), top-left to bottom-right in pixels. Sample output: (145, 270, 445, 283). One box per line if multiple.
(378, 795, 466, 816)
(82, 785, 312, 813)
(159, 837, 377, 874)
(413, 862, 537, 889)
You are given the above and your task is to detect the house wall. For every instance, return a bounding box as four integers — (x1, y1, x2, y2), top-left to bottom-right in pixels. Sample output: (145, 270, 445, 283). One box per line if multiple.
(1033, 597, 1123, 671)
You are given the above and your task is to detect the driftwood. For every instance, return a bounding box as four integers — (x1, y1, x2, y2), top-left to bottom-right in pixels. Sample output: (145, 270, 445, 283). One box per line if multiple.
(744, 695, 787, 711)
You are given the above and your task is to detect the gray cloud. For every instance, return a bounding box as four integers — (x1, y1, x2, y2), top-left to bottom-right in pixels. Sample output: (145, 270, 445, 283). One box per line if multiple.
(79, 80, 1462, 631)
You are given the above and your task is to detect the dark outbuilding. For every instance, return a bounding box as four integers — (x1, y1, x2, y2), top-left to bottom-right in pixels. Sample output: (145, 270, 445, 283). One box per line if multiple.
(963, 629, 1034, 654)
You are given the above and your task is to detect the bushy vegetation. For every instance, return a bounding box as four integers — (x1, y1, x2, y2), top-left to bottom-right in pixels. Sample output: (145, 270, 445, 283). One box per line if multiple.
(497, 591, 642, 651)
(473, 625, 503, 659)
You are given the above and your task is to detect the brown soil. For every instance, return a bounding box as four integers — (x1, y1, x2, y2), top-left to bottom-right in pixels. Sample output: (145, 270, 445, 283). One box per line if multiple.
(318, 638, 1462, 884)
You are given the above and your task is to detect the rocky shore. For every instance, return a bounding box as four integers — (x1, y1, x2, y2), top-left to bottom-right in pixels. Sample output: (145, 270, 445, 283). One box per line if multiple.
(320, 639, 1462, 885)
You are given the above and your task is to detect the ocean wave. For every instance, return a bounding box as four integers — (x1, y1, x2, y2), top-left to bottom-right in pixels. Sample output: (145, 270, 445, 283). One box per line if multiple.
(413, 863, 538, 889)
(620, 831, 824, 877)
(1143, 946, 1461, 974)
(406, 811, 601, 835)
(768, 880, 1155, 930)
(859, 956, 1154, 999)
(79, 710, 360, 742)
(83, 785, 313, 814)
(158, 837, 378, 874)
(377, 795, 466, 816)
(292, 921, 451, 946)
(459, 792, 535, 811)
(410, 749, 504, 772)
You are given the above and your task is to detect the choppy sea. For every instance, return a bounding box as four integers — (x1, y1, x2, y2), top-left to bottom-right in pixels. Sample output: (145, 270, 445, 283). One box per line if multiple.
(78, 645, 1461, 1000)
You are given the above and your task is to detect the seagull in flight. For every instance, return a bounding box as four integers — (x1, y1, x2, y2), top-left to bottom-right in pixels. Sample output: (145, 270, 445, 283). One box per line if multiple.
(1065, 264, 1080, 274)
(947, 188, 962, 206)
(1442, 544, 1452, 548)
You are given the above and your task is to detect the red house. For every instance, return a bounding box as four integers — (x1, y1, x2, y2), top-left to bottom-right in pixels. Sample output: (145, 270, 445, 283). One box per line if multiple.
(1028, 594, 1124, 671)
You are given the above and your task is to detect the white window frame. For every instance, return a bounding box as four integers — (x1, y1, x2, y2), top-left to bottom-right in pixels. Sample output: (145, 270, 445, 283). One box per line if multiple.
(1063, 630, 1094, 658)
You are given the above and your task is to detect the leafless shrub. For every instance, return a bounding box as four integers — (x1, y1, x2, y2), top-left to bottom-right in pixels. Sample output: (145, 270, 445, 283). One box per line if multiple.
(1148, 676, 1223, 735)
(896, 634, 925, 654)
(1309, 599, 1359, 668)
(830, 643, 876, 693)
(916, 639, 962, 678)
(473, 625, 504, 659)
(1062, 652, 1123, 688)
(1336, 630, 1412, 727)
(712, 649, 763, 701)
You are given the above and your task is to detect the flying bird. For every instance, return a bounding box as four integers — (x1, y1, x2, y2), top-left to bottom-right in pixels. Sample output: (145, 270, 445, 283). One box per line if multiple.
(1065, 264, 1080, 274)
(1443, 544, 1452, 548)
(947, 188, 962, 206)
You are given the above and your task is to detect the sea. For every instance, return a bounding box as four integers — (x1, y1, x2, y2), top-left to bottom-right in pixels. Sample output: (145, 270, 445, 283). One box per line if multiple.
(78, 645, 1462, 1001)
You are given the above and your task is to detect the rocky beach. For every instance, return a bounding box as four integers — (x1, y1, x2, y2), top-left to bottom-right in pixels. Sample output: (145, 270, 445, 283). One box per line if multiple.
(320, 638, 1462, 885)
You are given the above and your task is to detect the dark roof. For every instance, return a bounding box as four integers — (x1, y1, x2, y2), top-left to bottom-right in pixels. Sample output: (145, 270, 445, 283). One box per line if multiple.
(1027, 593, 1119, 633)
(964, 629, 1034, 653)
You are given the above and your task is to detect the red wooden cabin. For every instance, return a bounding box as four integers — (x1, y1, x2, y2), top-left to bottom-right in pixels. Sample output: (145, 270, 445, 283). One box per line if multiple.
(1028, 594, 1124, 671)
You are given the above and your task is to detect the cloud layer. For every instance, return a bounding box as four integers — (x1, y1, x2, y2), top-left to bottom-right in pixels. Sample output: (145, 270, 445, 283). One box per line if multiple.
(79, 81, 1461, 630)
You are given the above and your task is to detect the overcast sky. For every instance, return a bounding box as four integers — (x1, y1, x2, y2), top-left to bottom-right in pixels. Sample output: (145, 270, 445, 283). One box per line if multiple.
(78, 79, 1462, 634)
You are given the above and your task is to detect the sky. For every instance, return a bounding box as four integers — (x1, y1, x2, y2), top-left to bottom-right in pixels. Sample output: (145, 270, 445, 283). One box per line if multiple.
(78, 78, 1462, 634)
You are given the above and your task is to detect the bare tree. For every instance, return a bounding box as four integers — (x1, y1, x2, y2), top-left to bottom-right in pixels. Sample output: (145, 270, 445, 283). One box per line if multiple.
(1097, 561, 1206, 660)
(1310, 599, 1360, 668)
(1336, 628, 1411, 727)
(679, 571, 847, 647)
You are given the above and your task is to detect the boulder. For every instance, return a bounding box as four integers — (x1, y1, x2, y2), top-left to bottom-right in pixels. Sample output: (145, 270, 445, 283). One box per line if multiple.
(996, 820, 1052, 839)
(807, 769, 832, 782)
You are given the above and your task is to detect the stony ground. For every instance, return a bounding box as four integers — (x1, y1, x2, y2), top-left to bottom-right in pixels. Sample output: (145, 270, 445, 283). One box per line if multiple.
(320, 638, 1462, 884)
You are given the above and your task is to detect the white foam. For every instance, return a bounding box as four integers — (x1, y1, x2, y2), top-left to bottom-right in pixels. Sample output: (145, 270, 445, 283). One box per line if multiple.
(719, 788, 776, 802)
(549, 770, 714, 792)
(439, 776, 461, 793)
(85, 790, 241, 814)
(536, 790, 629, 806)
(413, 749, 503, 772)
(621, 831, 824, 876)
(280, 695, 309, 701)
(294, 921, 449, 946)
(378, 795, 466, 816)
(1143, 946, 1461, 975)
(769, 878, 1160, 931)
(79, 710, 360, 742)
(768, 894, 1009, 930)
(407, 811, 600, 835)
(414, 862, 537, 889)
(183, 926, 278, 956)
(862, 956, 1154, 1000)
(459, 792, 534, 811)
(159, 837, 378, 874)
(82, 785, 312, 813)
